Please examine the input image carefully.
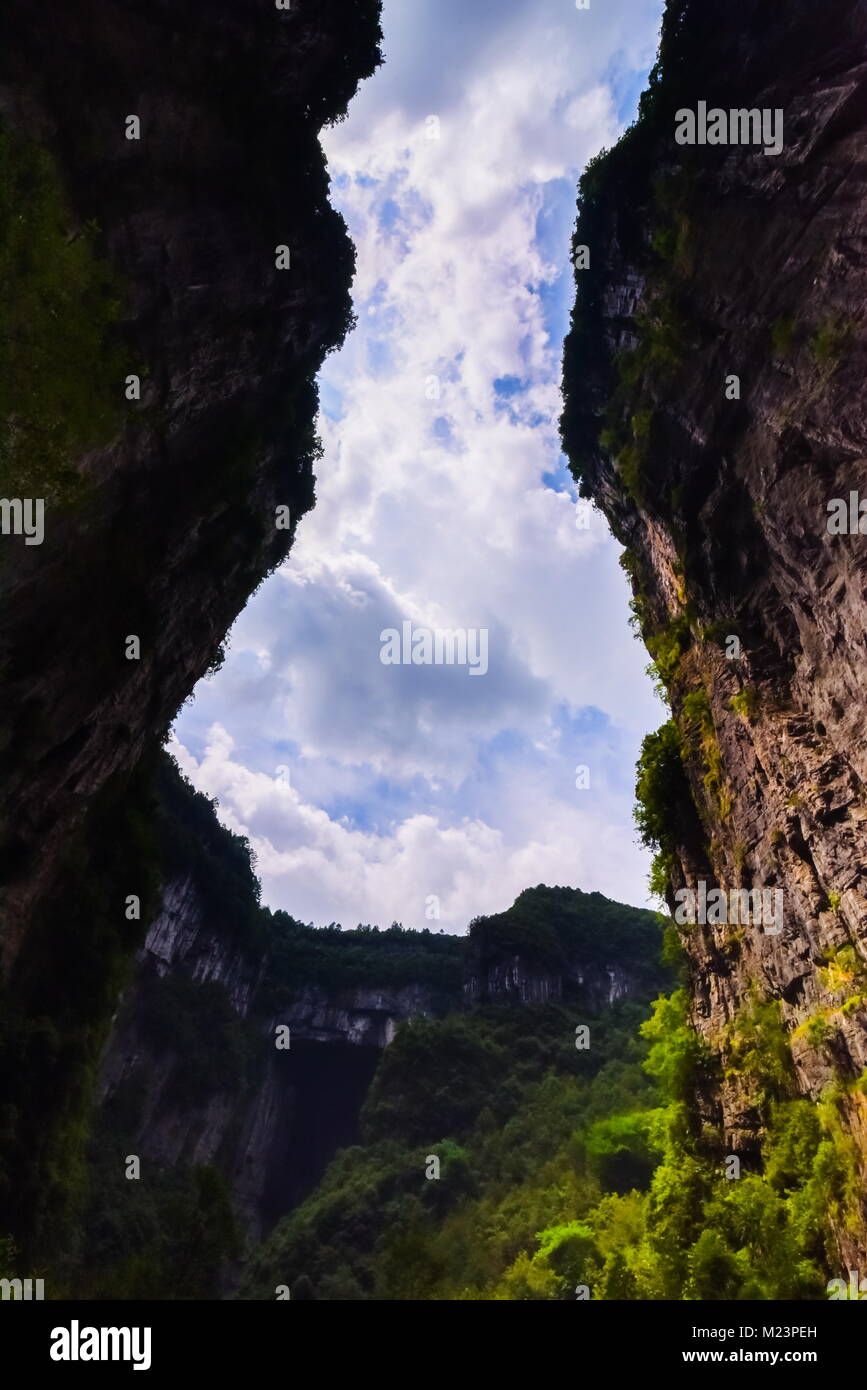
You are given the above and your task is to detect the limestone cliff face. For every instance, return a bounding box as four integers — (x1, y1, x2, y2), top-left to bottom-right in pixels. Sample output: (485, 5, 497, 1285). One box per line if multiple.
(464, 947, 642, 1011)
(464, 885, 670, 1012)
(143, 873, 265, 1015)
(562, 0, 867, 1265)
(98, 867, 447, 1241)
(96, 853, 660, 1247)
(464, 955, 562, 1006)
(0, 0, 382, 962)
(276, 982, 439, 1047)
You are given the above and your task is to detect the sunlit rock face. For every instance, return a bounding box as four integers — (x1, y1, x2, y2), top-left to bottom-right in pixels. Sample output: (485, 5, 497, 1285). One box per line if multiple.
(561, 0, 867, 1266)
(144, 874, 265, 1016)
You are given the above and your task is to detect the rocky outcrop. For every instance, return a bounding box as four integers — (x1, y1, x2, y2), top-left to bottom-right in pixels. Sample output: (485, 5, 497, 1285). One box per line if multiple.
(464, 954, 562, 1005)
(143, 873, 265, 1015)
(562, 0, 867, 1265)
(464, 951, 638, 1009)
(98, 865, 446, 1241)
(95, 853, 663, 1248)
(0, 0, 382, 963)
(0, 0, 382, 1267)
(463, 884, 669, 1010)
(275, 983, 439, 1047)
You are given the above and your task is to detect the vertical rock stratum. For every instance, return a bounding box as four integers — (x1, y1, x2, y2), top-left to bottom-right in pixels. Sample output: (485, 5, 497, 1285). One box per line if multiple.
(561, 0, 867, 1268)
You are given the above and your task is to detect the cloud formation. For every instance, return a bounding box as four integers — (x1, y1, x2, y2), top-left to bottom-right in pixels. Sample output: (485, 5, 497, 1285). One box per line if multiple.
(172, 0, 666, 931)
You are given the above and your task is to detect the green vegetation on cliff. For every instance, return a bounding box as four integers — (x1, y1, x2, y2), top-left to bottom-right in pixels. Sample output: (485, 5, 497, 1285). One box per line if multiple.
(466, 882, 670, 1004)
(1, 749, 845, 1301)
(0, 759, 161, 1269)
(0, 125, 130, 501)
(244, 993, 668, 1300)
(553, 2, 859, 1296)
(242, 969, 841, 1300)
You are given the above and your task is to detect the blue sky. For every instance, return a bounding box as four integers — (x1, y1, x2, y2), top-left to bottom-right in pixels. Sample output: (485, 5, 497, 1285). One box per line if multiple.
(171, 0, 666, 931)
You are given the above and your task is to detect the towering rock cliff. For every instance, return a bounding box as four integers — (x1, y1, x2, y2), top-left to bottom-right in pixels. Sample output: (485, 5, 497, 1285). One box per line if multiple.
(8, 0, 863, 1302)
(58, 759, 659, 1297)
(0, 0, 382, 964)
(0, 0, 383, 1265)
(94, 760, 462, 1252)
(561, 0, 867, 1269)
(0, 0, 668, 1294)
